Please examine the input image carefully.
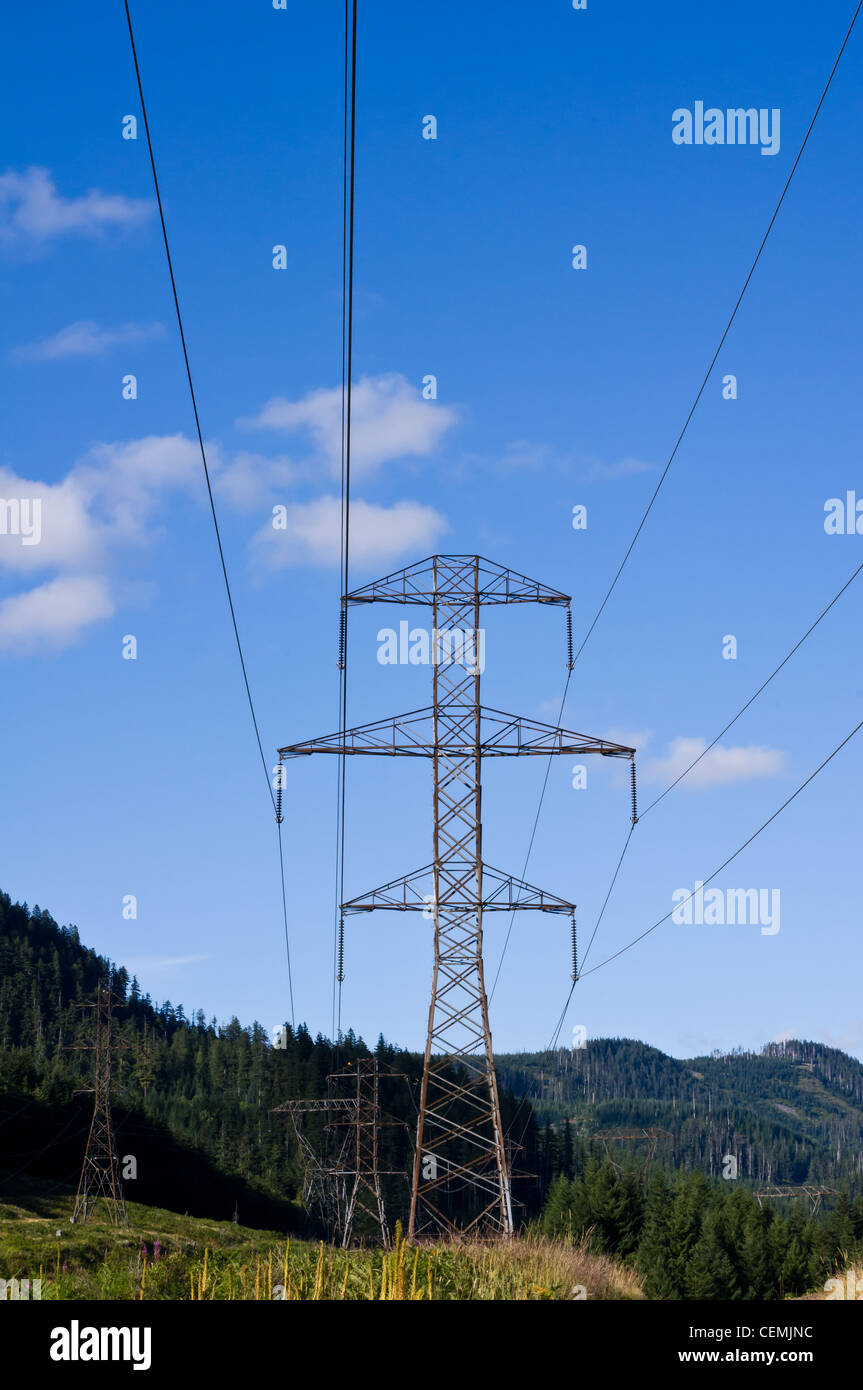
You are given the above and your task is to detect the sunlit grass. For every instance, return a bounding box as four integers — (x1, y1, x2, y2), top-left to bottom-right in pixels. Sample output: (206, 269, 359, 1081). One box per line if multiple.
(0, 1192, 643, 1301)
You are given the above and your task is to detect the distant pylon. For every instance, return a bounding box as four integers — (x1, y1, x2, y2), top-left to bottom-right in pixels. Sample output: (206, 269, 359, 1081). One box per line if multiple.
(332, 1058, 407, 1247)
(272, 1058, 410, 1247)
(591, 1128, 674, 1187)
(279, 554, 636, 1240)
(67, 980, 128, 1226)
(754, 1184, 839, 1216)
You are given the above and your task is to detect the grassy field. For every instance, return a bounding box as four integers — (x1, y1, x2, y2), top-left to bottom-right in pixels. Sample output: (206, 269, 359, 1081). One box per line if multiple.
(0, 1188, 644, 1301)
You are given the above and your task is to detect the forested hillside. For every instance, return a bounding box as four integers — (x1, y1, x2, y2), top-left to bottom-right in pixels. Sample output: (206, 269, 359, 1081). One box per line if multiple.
(3, 887, 863, 1297)
(498, 1037, 863, 1186)
(0, 892, 536, 1234)
(541, 1161, 863, 1300)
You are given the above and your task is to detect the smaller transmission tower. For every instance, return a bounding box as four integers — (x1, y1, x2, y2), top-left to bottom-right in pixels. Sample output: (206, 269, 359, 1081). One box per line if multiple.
(754, 1184, 839, 1216)
(67, 981, 128, 1226)
(332, 1059, 406, 1246)
(272, 1059, 409, 1246)
(591, 1128, 674, 1188)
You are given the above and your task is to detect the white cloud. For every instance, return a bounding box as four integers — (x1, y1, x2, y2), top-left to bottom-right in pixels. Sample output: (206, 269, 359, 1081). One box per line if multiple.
(603, 727, 652, 753)
(76, 435, 204, 541)
(641, 736, 786, 789)
(490, 440, 559, 472)
(823, 1021, 863, 1055)
(0, 435, 209, 652)
(0, 406, 450, 652)
(213, 451, 297, 511)
(0, 469, 101, 574)
(0, 436, 204, 579)
(458, 440, 567, 479)
(458, 444, 654, 481)
(241, 373, 459, 479)
(12, 320, 165, 362)
(124, 954, 211, 972)
(253, 495, 449, 569)
(585, 455, 653, 481)
(0, 574, 114, 652)
(0, 167, 153, 245)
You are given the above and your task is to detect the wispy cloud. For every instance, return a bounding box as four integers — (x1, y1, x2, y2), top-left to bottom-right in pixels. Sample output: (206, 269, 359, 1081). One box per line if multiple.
(213, 452, 298, 511)
(0, 167, 153, 245)
(641, 736, 786, 789)
(0, 366, 455, 652)
(123, 954, 211, 973)
(0, 435, 206, 651)
(240, 372, 459, 479)
(12, 320, 164, 362)
(0, 436, 205, 582)
(584, 455, 653, 481)
(488, 440, 561, 472)
(459, 443, 654, 481)
(822, 1021, 863, 1055)
(252, 495, 449, 569)
(0, 574, 114, 653)
(603, 727, 652, 753)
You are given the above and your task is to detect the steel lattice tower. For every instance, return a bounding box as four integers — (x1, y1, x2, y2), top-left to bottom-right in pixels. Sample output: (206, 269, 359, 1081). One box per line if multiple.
(272, 1058, 409, 1247)
(279, 554, 635, 1239)
(68, 982, 128, 1226)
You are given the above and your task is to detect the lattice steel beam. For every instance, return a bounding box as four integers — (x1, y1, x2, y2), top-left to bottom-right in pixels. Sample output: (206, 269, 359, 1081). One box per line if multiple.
(272, 1060, 409, 1246)
(280, 706, 633, 761)
(65, 982, 129, 1227)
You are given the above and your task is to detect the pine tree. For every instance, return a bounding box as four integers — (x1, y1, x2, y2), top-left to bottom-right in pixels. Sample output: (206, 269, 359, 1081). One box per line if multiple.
(637, 1171, 679, 1298)
(741, 1203, 775, 1299)
(668, 1169, 710, 1292)
(685, 1206, 738, 1300)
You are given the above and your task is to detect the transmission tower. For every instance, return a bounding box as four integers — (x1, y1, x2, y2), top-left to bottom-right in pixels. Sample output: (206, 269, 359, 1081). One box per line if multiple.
(754, 1184, 839, 1216)
(272, 1058, 409, 1246)
(279, 554, 635, 1239)
(591, 1127, 675, 1187)
(67, 981, 128, 1226)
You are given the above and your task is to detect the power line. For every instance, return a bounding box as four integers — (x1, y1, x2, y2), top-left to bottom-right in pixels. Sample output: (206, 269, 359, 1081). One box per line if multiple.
(488, 672, 572, 1002)
(124, 0, 294, 1026)
(571, 0, 863, 671)
(535, 706, 863, 1062)
(573, 714, 863, 991)
(333, 0, 351, 1053)
(640, 557, 863, 817)
(504, 958, 584, 1149)
(497, 0, 862, 999)
(575, 554, 863, 975)
(0, 1095, 41, 1129)
(0, 1112, 90, 1190)
(333, 0, 358, 1048)
(578, 822, 635, 973)
(505, 689, 861, 1134)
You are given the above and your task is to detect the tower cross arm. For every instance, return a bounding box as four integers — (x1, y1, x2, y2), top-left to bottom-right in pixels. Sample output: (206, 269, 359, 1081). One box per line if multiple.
(341, 861, 576, 915)
(279, 705, 635, 760)
(343, 554, 571, 608)
(270, 1098, 359, 1116)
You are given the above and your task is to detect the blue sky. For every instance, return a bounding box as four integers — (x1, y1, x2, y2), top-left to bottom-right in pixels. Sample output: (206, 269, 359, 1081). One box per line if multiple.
(2, 0, 862, 1061)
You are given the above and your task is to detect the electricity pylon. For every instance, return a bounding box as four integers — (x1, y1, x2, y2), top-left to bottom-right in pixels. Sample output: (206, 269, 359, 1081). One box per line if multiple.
(592, 1128, 674, 1187)
(67, 981, 128, 1226)
(279, 554, 635, 1239)
(754, 1185, 839, 1216)
(272, 1058, 409, 1246)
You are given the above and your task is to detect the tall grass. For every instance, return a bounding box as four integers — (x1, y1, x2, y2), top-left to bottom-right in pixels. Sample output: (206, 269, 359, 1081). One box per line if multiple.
(0, 1196, 643, 1301)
